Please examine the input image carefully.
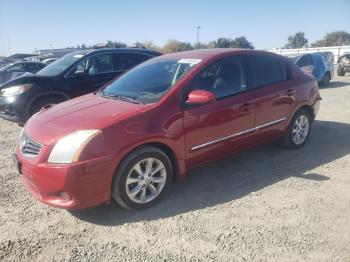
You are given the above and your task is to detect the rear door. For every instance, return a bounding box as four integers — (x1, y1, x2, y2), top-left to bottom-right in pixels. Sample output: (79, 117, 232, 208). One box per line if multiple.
(183, 56, 256, 167)
(247, 55, 297, 143)
(296, 54, 314, 75)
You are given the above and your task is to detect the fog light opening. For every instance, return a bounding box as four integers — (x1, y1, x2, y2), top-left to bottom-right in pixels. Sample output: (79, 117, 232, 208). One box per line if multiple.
(60, 192, 72, 201)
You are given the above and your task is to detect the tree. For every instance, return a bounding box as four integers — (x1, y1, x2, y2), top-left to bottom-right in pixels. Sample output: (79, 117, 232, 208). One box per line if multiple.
(215, 37, 235, 48)
(162, 39, 193, 53)
(312, 31, 350, 47)
(207, 37, 254, 49)
(233, 36, 254, 49)
(284, 32, 308, 49)
(106, 40, 127, 48)
(142, 41, 162, 52)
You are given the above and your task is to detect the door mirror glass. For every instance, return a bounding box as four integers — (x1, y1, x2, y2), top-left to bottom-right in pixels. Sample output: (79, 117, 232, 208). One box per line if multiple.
(186, 90, 216, 106)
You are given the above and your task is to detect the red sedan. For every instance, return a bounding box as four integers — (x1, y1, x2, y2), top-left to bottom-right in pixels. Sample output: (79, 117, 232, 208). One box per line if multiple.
(14, 49, 321, 210)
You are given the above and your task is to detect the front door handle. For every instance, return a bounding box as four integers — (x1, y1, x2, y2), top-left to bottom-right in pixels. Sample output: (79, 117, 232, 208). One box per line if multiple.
(240, 103, 254, 112)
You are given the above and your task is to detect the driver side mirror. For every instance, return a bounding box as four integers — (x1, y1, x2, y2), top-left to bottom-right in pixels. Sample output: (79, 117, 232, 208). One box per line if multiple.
(186, 90, 216, 106)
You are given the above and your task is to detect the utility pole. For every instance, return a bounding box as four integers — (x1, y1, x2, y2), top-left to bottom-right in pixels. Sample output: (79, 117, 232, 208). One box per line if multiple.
(197, 26, 201, 47)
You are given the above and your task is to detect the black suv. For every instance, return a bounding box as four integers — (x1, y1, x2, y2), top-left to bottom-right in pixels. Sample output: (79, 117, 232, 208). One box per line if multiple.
(337, 54, 350, 76)
(0, 48, 161, 123)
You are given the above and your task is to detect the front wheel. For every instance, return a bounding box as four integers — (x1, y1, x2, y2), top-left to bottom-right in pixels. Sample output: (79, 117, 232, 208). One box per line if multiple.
(112, 146, 172, 210)
(281, 109, 311, 149)
(337, 67, 345, 76)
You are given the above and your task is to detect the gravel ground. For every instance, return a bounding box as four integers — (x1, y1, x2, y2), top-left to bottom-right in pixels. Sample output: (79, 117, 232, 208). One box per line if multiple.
(0, 75, 350, 261)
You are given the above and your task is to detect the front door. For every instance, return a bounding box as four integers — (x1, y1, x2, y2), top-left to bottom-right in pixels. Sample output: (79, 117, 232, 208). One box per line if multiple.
(65, 53, 121, 97)
(183, 56, 255, 168)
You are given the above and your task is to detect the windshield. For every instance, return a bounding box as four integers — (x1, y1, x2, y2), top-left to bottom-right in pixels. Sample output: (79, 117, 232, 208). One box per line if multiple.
(0, 63, 14, 72)
(36, 51, 89, 76)
(100, 58, 201, 104)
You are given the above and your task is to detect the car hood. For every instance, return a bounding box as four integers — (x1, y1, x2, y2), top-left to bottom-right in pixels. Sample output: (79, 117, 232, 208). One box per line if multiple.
(0, 73, 48, 90)
(25, 93, 150, 145)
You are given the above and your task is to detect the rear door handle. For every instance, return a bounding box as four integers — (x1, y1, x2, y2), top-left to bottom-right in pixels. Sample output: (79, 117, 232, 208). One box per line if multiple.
(285, 89, 297, 96)
(240, 103, 254, 112)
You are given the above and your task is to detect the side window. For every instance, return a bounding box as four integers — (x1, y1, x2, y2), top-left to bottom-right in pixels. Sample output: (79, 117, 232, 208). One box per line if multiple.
(192, 57, 247, 99)
(72, 53, 114, 75)
(296, 54, 312, 67)
(279, 60, 289, 81)
(7, 64, 24, 72)
(114, 53, 152, 71)
(249, 55, 284, 88)
(25, 63, 44, 73)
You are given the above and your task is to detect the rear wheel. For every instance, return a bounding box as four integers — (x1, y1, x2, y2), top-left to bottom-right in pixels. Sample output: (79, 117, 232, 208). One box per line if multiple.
(29, 96, 65, 116)
(320, 72, 331, 86)
(281, 109, 311, 149)
(112, 146, 172, 210)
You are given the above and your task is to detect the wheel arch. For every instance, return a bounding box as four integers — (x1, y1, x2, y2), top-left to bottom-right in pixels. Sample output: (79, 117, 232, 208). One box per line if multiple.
(296, 104, 315, 123)
(114, 141, 182, 182)
(27, 91, 70, 115)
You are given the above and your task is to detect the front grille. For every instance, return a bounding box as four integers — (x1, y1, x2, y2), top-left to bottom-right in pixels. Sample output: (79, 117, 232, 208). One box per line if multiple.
(20, 132, 43, 157)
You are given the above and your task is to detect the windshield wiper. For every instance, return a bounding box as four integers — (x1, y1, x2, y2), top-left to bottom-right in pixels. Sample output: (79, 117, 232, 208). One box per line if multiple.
(99, 90, 143, 104)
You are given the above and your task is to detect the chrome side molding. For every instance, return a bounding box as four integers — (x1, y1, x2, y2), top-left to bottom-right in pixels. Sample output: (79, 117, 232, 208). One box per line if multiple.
(191, 117, 287, 151)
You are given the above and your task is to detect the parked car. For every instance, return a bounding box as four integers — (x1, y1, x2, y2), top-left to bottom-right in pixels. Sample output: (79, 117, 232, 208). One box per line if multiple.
(337, 53, 350, 76)
(14, 49, 321, 210)
(0, 48, 161, 123)
(286, 53, 333, 86)
(42, 58, 59, 65)
(0, 61, 46, 85)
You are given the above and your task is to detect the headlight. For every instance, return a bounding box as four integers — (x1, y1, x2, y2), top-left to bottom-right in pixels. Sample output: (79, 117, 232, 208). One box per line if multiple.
(48, 130, 101, 164)
(0, 84, 32, 97)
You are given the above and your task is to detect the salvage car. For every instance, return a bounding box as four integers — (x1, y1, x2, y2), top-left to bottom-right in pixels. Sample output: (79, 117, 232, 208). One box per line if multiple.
(0, 48, 161, 123)
(337, 53, 350, 76)
(286, 53, 333, 86)
(14, 49, 321, 210)
(0, 61, 46, 85)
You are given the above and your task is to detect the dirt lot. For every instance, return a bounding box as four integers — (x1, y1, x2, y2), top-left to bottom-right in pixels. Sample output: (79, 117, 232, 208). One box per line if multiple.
(0, 75, 350, 261)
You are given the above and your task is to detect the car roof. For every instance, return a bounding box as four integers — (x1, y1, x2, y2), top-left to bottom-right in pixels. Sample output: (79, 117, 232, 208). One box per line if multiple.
(84, 48, 162, 56)
(158, 48, 284, 62)
(13, 61, 45, 65)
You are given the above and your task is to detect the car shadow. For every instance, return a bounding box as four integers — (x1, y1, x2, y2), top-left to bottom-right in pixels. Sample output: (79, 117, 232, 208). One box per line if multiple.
(70, 120, 350, 226)
(321, 81, 349, 89)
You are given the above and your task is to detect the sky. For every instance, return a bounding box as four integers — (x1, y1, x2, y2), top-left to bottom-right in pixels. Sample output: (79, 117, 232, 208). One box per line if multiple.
(0, 0, 350, 55)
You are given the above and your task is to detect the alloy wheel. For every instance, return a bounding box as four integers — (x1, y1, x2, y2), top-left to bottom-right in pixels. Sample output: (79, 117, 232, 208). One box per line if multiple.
(125, 158, 167, 204)
(292, 114, 309, 145)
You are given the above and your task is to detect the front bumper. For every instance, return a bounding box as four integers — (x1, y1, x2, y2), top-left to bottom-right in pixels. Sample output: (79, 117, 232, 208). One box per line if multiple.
(340, 65, 350, 72)
(15, 145, 116, 210)
(0, 96, 27, 123)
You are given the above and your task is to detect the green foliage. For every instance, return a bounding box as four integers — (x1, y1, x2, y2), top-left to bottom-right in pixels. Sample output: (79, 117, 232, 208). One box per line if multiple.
(206, 36, 254, 49)
(74, 35, 255, 53)
(284, 32, 308, 49)
(312, 31, 350, 47)
(233, 36, 254, 49)
(162, 39, 193, 53)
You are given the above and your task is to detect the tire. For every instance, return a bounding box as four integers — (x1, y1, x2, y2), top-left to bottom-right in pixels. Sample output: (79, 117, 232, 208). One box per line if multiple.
(29, 96, 66, 116)
(281, 109, 312, 149)
(337, 67, 345, 76)
(319, 72, 331, 86)
(112, 146, 173, 210)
